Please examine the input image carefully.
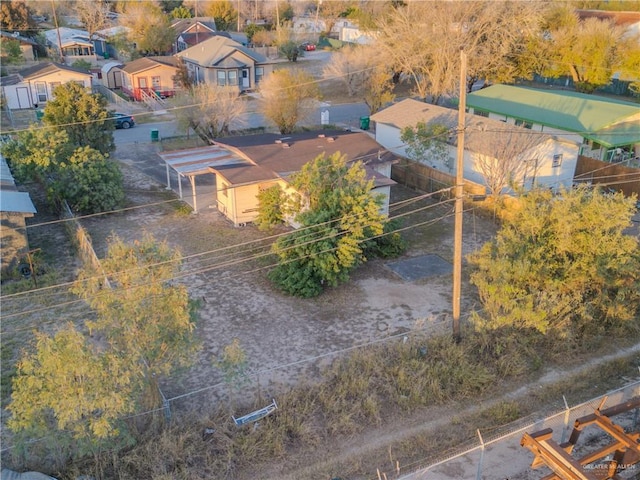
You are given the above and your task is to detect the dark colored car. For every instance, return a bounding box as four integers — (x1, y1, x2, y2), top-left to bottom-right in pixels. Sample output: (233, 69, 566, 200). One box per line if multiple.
(300, 42, 316, 51)
(113, 113, 135, 129)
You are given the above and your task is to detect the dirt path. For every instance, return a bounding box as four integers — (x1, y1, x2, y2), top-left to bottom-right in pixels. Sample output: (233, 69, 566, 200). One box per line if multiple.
(250, 342, 640, 480)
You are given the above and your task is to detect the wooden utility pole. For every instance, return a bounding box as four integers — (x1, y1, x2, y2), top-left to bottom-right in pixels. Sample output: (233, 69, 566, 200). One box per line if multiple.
(51, 0, 64, 64)
(452, 48, 467, 342)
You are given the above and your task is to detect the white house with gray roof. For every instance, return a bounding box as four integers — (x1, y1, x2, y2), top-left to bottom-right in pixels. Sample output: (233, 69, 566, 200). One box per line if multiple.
(176, 35, 274, 91)
(371, 99, 580, 194)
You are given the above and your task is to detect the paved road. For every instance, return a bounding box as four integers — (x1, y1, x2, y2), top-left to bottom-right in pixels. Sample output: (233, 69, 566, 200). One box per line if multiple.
(113, 102, 371, 145)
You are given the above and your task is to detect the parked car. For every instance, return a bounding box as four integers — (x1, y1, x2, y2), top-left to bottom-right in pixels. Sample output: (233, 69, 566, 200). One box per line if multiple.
(113, 113, 135, 129)
(299, 42, 316, 51)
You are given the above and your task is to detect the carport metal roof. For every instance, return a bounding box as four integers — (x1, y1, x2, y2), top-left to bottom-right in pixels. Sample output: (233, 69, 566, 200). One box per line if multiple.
(158, 145, 252, 213)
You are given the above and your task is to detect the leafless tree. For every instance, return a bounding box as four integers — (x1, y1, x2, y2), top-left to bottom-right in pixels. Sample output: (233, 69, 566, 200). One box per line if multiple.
(467, 125, 545, 198)
(375, 1, 546, 103)
(171, 84, 247, 144)
(76, 0, 111, 39)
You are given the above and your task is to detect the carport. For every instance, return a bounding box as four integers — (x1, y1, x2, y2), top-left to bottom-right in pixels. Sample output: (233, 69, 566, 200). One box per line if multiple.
(159, 145, 251, 213)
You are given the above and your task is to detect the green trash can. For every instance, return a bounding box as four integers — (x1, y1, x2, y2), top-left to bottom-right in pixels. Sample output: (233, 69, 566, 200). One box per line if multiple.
(35, 109, 44, 121)
(151, 129, 159, 142)
(359, 116, 370, 130)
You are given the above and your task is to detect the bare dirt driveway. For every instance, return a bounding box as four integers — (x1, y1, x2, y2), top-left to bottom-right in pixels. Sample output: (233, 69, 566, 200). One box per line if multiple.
(80, 154, 496, 412)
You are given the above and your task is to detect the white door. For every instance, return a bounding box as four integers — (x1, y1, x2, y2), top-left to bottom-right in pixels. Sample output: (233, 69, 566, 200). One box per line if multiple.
(241, 69, 249, 88)
(17, 87, 31, 109)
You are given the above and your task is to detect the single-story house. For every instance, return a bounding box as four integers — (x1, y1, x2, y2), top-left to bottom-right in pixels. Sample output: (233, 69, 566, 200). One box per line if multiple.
(176, 35, 274, 91)
(171, 17, 217, 53)
(120, 56, 180, 101)
(0, 31, 38, 61)
(159, 130, 396, 225)
(371, 98, 581, 194)
(466, 85, 640, 163)
(44, 27, 96, 64)
(0, 154, 37, 275)
(0, 62, 92, 110)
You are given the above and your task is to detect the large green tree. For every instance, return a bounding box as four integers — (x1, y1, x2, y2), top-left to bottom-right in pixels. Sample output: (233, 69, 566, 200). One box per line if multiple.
(268, 152, 385, 297)
(71, 234, 198, 390)
(536, 5, 640, 93)
(258, 68, 321, 134)
(469, 187, 640, 338)
(42, 82, 115, 155)
(1, 128, 124, 213)
(120, 2, 175, 55)
(8, 325, 138, 458)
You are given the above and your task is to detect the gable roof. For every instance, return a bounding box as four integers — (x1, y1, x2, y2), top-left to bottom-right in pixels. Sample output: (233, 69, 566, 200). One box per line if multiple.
(371, 98, 551, 157)
(171, 17, 217, 36)
(214, 130, 396, 186)
(17, 62, 92, 80)
(467, 85, 640, 148)
(177, 35, 268, 66)
(121, 56, 179, 74)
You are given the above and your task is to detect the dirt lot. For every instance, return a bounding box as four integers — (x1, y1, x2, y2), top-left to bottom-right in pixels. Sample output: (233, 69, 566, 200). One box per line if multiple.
(72, 161, 497, 410)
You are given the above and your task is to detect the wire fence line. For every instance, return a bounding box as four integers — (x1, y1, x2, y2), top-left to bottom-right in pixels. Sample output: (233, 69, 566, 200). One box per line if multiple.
(397, 380, 640, 480)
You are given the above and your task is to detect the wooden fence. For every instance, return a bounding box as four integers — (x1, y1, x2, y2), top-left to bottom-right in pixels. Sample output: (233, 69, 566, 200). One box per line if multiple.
(574, 156, 640, 198)
(391, 159, 487, 197)
(60, 200, 110, 288)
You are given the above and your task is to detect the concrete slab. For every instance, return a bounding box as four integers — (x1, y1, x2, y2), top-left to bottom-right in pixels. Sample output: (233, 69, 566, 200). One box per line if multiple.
(386, 254, 452, 281)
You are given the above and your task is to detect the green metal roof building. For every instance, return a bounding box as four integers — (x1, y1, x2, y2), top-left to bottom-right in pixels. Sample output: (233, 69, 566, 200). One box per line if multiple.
(467, 85, 640, 160)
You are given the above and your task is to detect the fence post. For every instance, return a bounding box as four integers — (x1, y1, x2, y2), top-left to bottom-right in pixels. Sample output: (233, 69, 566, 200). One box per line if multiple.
(159, 385, 171, 422)
(561, 395, 570, 443)
(475, 429, 485, 480)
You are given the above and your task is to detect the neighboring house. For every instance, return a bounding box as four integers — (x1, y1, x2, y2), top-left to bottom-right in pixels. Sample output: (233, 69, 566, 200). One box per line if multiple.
(176, 36, 274, 91)
(371, 98, 580, 194)
(92, 25, 130, 60)
(576, 9, 640, 38)
(467, 85, 640, 162)
(0, 62, 92, 110)
(44, 27, 96, 64)
(0, 154, 37, 275)
(120, 56, 180, 101)
(159, 130, 396, 224)
(0, 31, 38, 61)
(171, 17, 217, 53)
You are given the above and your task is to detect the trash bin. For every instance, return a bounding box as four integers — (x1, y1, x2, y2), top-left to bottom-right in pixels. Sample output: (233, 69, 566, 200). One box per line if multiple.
(359, 116, 370, 130)
(35, 109, 44, 121)
(151, 129, 159, 142)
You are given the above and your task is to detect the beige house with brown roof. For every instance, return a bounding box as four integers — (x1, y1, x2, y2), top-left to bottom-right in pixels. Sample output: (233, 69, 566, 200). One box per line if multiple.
(120, 56, 180, 101)
(159, 130, 396, 225)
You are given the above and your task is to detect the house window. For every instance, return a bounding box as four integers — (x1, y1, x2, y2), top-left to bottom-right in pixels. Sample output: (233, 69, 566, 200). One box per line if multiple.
(474, 109, 489, 118)
(35, 82, 47, 102)
(151, 76, 161, 89)
(217, 70, 226, 86)
(552, 154, 563, 168)
(228, 70, 237, 86)
(255, 67, 264, 83)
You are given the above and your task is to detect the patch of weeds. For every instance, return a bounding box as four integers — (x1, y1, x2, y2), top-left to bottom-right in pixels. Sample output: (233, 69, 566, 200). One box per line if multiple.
(172, 202, 193, 217)
(478, 401, 521, 426)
